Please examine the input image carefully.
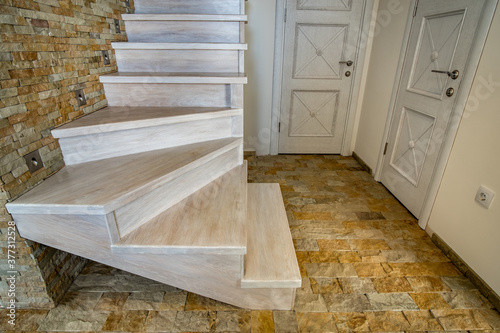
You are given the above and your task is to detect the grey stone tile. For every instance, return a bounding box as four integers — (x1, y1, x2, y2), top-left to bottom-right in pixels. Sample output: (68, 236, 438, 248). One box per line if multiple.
(273, 310, 298, 333)
(441, 276, 477, 291)
(367, 293, 419, 311)
(123, 291, 165, 310)
(338, 277, 377, 294)
(174, 311, 213, 332)
(323, 293, 372, 312)
(37, 308, 109, 331)
(145, 311, 177, 332)
(294, 239, 320, 251)
(441, 290, 494, 309)
(293, 294, 328, 312)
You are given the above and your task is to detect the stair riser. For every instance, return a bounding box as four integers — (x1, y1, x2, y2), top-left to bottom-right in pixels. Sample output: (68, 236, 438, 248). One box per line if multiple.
(58, 117, 234, 165)
(104, 83, 244, 108)
(115, 146, 242, 237)
(115, 49, 241, 73)
(134, 0, 244, 14)
(124, 21, 243, 43)
(13, 212, 295, 310)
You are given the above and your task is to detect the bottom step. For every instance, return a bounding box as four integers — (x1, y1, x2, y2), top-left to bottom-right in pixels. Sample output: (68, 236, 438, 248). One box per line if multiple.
(243, 183, 302, 288)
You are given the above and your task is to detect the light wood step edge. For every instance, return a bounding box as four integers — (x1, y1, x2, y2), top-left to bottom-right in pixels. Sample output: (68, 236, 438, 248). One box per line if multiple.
(111, 163, 247, 255)
(6, 138, 243, 215)
(99, 72, 247, 84)
(52, 107, 242, 138)
(242, 183, 302, 289)
(111, 43, 248, 50)
(122, 14, 248, 22)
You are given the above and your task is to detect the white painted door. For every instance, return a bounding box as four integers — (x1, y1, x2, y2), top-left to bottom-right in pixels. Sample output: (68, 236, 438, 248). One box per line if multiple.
(380, 0, 485, 217)
(278, 0, 366, 153)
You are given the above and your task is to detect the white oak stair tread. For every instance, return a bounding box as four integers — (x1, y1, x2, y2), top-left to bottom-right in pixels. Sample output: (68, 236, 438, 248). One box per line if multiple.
(111, 163, 247, 255)
(100, 72, 247, 84)
(6, 138, 242, 215)
(242, 183, 301, 288)
(122, 14, 247, 22)
(111, 42, 248, 50)
(52, 106, 242, 138)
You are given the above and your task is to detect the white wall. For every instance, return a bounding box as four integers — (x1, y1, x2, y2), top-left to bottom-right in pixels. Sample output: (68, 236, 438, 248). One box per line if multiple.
(244, 0, 277, 155)
(427, 8, 500, 295)
(353, 0, 411, 170)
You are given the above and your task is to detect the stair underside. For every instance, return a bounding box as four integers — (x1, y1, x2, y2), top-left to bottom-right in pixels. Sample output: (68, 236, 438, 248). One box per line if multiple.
(112, 163, 247, 255)
(6, 138, 242, 215)
(52, 106, 242, 138)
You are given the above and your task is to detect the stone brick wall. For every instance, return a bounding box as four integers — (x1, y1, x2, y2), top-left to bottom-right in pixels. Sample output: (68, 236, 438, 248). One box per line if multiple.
(0, 0, 130, 308)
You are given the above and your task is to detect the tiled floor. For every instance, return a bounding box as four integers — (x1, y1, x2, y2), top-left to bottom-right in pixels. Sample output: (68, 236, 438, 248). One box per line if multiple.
(2, 155, 500, 332)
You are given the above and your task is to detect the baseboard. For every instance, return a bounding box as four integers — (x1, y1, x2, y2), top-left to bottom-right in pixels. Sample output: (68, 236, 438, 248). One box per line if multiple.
(352, 151, 372, 175)
(431, 233, 500, 311)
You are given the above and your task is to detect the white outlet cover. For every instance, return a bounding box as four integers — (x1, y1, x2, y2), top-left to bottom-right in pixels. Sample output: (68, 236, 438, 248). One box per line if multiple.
(475, 185, 495, 209)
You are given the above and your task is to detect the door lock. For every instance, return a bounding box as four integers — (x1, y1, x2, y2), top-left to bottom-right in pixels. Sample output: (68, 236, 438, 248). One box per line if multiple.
(345, 71, 351, 77)
(446, 87, 454, 97)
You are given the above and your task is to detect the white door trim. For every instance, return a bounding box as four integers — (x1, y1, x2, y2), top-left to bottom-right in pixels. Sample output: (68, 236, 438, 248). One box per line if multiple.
(270, 0, 376, 156)
(374, 0, 498, 229)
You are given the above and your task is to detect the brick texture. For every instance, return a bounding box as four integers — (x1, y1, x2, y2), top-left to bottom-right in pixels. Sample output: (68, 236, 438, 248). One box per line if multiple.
(0, 0, 131, 308)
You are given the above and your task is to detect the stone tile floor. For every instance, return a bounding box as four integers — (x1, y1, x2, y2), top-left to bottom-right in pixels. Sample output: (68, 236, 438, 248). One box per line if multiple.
(2, 155, 500, 332)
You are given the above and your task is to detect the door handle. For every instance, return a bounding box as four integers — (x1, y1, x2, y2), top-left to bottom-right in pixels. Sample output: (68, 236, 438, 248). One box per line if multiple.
(339, 60, 353, 67)
(431, 69, 459, 80)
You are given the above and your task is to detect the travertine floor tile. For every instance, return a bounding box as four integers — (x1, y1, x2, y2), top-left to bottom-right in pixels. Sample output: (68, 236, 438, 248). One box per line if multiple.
(365, 311, 411, 331)
(372, 277, 413, 293)
(367, 293, 419, 311)
(410, 292, 450, 309)
(403, 310, 444, 331)
(297, 312, 337, 332)
(332, 312, 369, 332)
(431, 308, 492, 330)
(323, 294, 372, 312)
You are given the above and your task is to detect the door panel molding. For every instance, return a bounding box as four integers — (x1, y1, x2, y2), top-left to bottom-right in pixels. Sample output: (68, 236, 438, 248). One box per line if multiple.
(375, 0, 498, 229)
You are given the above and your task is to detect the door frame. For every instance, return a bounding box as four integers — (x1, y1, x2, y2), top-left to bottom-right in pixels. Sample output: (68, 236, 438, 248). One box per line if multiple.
(270, 0, 376, 155)
(374, 0, 498, 229)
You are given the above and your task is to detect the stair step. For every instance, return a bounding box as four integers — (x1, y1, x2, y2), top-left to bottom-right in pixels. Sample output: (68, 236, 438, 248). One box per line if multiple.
(113, 43, 246, 73)
(112, 163, 247, 255)
(122, 14, 247, 21)
(6, 138, 242, 216)
(53, 106, 241, 138)
(100, 72, 247, 84)
(111, 43, 247, 50)
(242, 183, 301, 288)
(133, 0, 243, 15)
(52, 107, 242, 165)
(122, 15, 246, 43)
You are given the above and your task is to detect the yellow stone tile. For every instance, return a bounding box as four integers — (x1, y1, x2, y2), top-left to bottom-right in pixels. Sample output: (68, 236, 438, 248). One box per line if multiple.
(317, 239, 351, 251)
(251, 310, 275, 332)
(296, 312, 336, 332)
(353, 263, 387, 277)
(365, 311, 411, 331)
(333, 312, 369, 332)
(372, 277, 413, 293)
(410, 293, 451, 309)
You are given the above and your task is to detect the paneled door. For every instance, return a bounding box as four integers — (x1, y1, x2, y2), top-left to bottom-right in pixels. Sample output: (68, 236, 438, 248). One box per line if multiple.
(380, 0, 485, 217)
(278, 0, 366, 153)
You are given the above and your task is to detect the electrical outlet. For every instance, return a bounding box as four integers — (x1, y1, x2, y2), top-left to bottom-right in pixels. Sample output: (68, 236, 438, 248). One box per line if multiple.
(102, 50, 110, 65)
(475, 185, 495, 209)
(114, 19, 121, 34)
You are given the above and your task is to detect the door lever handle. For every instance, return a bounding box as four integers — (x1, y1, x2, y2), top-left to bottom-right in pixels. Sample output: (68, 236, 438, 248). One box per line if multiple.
(339, 60, 353, 67)
(431, 69, 459, 80)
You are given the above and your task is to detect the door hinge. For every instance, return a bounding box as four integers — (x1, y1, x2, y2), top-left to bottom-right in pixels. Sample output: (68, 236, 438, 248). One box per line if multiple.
(278, 122, 281, 132)
(383, 142, 389, 155)
(284, 8, 287, 22)
(413, 0, 419, 17)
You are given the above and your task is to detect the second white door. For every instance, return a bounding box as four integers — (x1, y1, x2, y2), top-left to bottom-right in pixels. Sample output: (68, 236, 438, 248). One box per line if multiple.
(278, 0, 366, 153)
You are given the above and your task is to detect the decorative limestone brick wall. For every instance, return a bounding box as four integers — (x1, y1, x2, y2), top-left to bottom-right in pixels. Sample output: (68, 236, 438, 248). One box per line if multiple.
(0, 0, 131, 308)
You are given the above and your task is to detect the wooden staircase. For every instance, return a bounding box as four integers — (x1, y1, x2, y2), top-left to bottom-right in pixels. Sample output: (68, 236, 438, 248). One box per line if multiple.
(6, 0, 301, 310)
